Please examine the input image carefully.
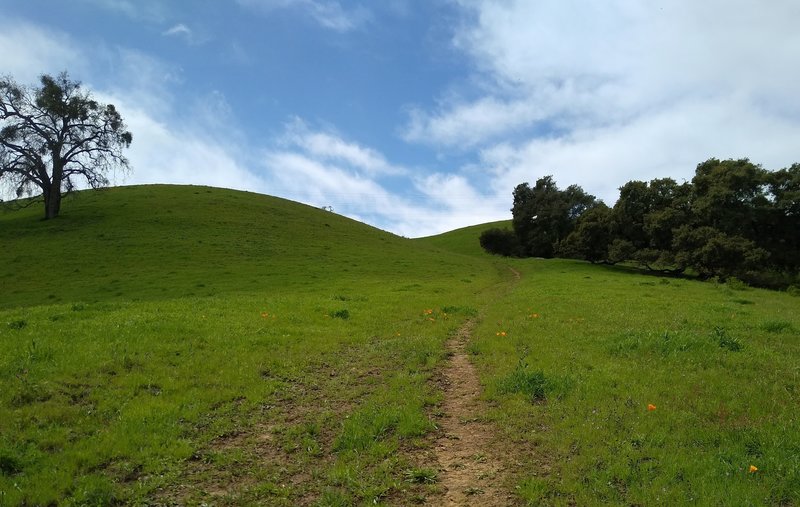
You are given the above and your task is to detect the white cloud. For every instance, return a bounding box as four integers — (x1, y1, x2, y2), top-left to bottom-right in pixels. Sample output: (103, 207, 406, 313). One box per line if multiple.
(258, 120, 508, 237)
(237, 0, 370, 32)
(403, 0, 800, 206)
(115, 102, 264, 192)
(84, 47, 185, 119)
(0, 21, 85, 83)
(161, 23, 209, 46)
(282, 118, 406, 176)
(162, 23, 192, 40)
(404, 96, 548, 148)
(480, 94, 800, 206)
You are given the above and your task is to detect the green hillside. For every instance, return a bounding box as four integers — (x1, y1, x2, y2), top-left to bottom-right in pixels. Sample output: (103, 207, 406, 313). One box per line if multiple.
(1, 186, 798, 506)
(0, 186, 510, 506)
(0, 185, 488, 309)
(415, 220, 511, 257)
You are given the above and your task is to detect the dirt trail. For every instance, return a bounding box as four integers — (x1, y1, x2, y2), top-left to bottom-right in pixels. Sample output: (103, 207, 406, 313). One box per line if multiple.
(431, 319, 516, 506)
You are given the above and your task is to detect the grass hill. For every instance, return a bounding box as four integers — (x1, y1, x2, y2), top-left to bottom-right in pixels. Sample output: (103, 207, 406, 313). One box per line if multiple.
(0, 185, 489, 309)
(0, 185, 508, 506)
(1, 185, 798, 506)
(415, 220, 511, 257)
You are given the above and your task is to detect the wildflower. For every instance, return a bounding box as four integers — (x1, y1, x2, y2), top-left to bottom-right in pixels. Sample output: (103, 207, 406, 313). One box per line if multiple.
(261, 312, 269, 318)
(647, 404, 657, 411)
(423, 309, 434, 315)
(496, 331, 507, 337)
(749, 465, 758, 473)
(530, 313, 540, 318)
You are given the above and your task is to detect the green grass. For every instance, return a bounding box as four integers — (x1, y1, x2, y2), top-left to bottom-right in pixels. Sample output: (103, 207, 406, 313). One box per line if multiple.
(416, 219, 511, 257)
(471, 258, 800, 505)
(0, 185, 492, 309)
(0, 186, 502, 505)
(1, 185, 798, 505)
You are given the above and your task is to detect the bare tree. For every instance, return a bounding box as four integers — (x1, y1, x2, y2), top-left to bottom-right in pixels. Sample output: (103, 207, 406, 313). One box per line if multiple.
(1, 72, 132, 219)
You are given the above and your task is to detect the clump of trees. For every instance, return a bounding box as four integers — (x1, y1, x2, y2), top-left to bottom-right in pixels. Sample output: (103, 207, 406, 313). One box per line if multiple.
(481, 158, 799, 288)
(1, 72, 132, 219)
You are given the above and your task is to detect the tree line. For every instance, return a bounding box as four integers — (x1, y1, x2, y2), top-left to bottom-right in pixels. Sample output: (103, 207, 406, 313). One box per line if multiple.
(480, 159, 800, 288)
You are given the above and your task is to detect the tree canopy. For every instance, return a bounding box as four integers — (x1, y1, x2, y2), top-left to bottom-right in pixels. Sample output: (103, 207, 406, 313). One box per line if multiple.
(510, 176, 598, 258)
(488, 159, 800, 288)
(1, 72, 132, 219)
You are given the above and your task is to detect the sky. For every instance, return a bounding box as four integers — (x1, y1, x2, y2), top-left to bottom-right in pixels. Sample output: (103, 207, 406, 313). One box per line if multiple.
(2, 0, 799, 237)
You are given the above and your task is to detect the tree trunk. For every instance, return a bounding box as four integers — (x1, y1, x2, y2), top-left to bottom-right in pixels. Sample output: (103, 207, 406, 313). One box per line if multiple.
(44, 180, 62, 220)
(44, 153, 64, 220)
(46, 191, 61, 219)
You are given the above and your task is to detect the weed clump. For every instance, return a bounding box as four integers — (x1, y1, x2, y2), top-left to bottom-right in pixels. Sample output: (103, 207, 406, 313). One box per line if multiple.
(6, 319, 26, 330)
(714, 327, 742, 352)
(403, 467, 437, 484)
(499, 367, 549, 401)
(497, 351, 551, 402)
(0, 453, 22, 476)
(330, 309, 350, 320)
(441, 305, 478, 316)
(761, 320, 794, 334)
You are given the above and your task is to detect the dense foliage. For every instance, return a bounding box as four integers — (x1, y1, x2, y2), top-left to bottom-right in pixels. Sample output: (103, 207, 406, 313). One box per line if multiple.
(510, 176, 598, 258)
(479, 227, 521, 257)
(487, 159, 800, 287)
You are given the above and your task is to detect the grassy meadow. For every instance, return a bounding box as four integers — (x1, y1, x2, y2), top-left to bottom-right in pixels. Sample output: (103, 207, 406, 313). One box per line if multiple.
(1, 185, 798, 505)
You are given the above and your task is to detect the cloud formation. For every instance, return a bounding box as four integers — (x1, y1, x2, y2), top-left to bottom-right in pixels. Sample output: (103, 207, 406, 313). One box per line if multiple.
(259, 120, 509, 236)
(0, 21, 84, 82)
(282, 118, 407, 176)
(162, 23, 192, 41)
(406, 0, 800, 203)
(237, 0, 370, 32)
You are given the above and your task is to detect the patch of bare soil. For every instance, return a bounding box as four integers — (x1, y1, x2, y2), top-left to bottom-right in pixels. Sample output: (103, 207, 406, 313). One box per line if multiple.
(429, 320, 518, 506)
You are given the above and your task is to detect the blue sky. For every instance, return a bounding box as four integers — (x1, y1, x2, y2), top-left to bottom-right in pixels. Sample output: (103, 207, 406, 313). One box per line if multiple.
(2, 0, 799, 236)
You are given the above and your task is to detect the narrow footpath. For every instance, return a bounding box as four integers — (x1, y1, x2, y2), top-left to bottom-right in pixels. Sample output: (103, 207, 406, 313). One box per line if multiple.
(430, 319, 515, 506)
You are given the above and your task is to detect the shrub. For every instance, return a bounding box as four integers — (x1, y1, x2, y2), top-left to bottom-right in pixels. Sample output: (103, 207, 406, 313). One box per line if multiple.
(479, 228, 520, 257)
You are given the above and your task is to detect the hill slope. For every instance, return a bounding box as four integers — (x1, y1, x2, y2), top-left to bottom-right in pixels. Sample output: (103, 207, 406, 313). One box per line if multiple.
(0, 185, 509, 505)
(415, 220, 511, 257)
(2, 186, 798, 506)
(0, 185, 488, 309)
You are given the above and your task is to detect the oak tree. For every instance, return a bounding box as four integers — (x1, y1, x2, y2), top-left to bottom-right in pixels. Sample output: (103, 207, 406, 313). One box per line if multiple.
(1, 72, 132, 219)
